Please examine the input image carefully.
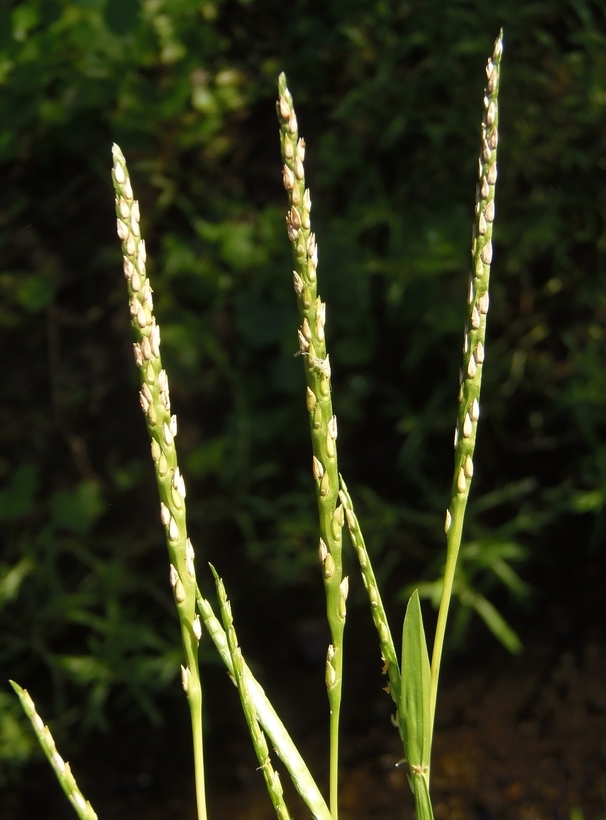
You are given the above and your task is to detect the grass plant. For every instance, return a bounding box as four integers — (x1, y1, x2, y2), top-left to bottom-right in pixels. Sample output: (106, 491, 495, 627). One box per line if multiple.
(10, 31, 503, 820)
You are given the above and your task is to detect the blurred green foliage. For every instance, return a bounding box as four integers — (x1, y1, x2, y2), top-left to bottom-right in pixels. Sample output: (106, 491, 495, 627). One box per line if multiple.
(2, 0, 606, 775)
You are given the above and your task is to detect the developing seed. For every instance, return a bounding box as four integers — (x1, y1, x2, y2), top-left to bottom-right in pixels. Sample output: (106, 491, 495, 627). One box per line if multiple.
(471, 398, 480, 421)
(124, 176, 133, 200)
(169, 564, 179, 589)
(72, 793, 86, 812)
(32, 712, 44, 732)
(486, 59, 494, 79)
(283, 138, 294, 159)
(475, 255, 484, 278)
(278, 95, 290, 120)
(126, 235, 136, 256)
(282, 165, 295, 190)
(464, 455, 474, 478)
(463, 332, 469, 355)
(324, 553, 335, 579)
(286, 217, 298, 242)
(160, 502, 171, 527)
(114, 161, 125, 185)
(328, 415, 337, 439)
(485, 199, 495, 222)
(288, 112, 297, 133)
(482, 140, 491, 162)
(326, 430, 335, 458)
(291, 185, 301, 207)
(463, 413, 473, 438)
(193, 616, 202, 641)
(471, 306, 481, 329)
(52, 752, 65, 772)
(454, 426, 459, 449)
(163, 422, 173, 446)
(293, 270, 304, 294)
(141, 336, 152, 360)
(306, 387, 316, 413)
(151, 438, 161, 462)
(487, 163, 497, 185)
(488, 128, 498, 150)
(444, 509, 452, 533)
(185, 538, 195, 577)
(467, 356, 477, 378)
(340, 576, 349, 600)
(333, 503, 344, 527)
(297, 329, 310, 354)
(130, 211, 140, 236)
(320, 471, 330, 497)
(295, 158, 304, 179)
(318, 538, 328, 563)
(307, 232, 316, 258)
(301, 317, 312, 342)
(119, 198, 129, 219)
(181, 665, 190, 692)
(325, 659, 336, 689)
(123, 257, 134, 279)
(475, 341, 485, 363)
(481, 177, 490, 199)
(468, 280, 474, 304)
(478, 290, 489, 314)
(312, 456, 324, 480)
(133, 343, 143, 367)
(151, 322, 161, 357)
(169, 414, 177, 436)
(158, 453, 168, 476)
(304, 188, 311, 212)
(136, 305, 148, 328)
(289, 205, 302, 228)
(117, 219, 129, 240)
(168, 516, 179, 542)
(457, 468, 467, 494)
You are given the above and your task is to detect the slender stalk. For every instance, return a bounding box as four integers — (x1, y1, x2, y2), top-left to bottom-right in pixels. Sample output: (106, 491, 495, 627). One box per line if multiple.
(195, 587, 332, 820)
(111, 145, 207, 820)
(212, 567, 293, 820)
(277, 74, 347, 819)
(429, 32, 503, 730)
(10, 682, 98, 820)
(338, 476, 401, 711)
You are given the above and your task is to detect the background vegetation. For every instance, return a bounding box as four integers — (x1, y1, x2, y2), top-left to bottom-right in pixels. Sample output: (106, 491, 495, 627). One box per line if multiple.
(1, 0, 606, 789)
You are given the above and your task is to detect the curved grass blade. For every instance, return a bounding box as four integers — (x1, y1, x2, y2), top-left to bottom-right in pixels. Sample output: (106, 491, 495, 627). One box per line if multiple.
(399, 591, 432, 804)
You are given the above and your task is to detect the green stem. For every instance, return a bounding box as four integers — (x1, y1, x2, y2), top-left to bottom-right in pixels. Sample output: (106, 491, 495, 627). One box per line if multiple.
(111, 144, 207, 820)
(277, 74, 346, 820)
(196, 587, 332, 820)
(10, 682, 98, 820)
(429, 31, 503, 731)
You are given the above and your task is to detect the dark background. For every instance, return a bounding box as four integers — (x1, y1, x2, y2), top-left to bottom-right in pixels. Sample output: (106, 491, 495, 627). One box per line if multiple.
(1, 0, 606, 817)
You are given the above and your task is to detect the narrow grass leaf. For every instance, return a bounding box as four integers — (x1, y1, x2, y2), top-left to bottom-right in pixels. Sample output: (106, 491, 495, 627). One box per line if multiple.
(400, 590, 432, 777)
